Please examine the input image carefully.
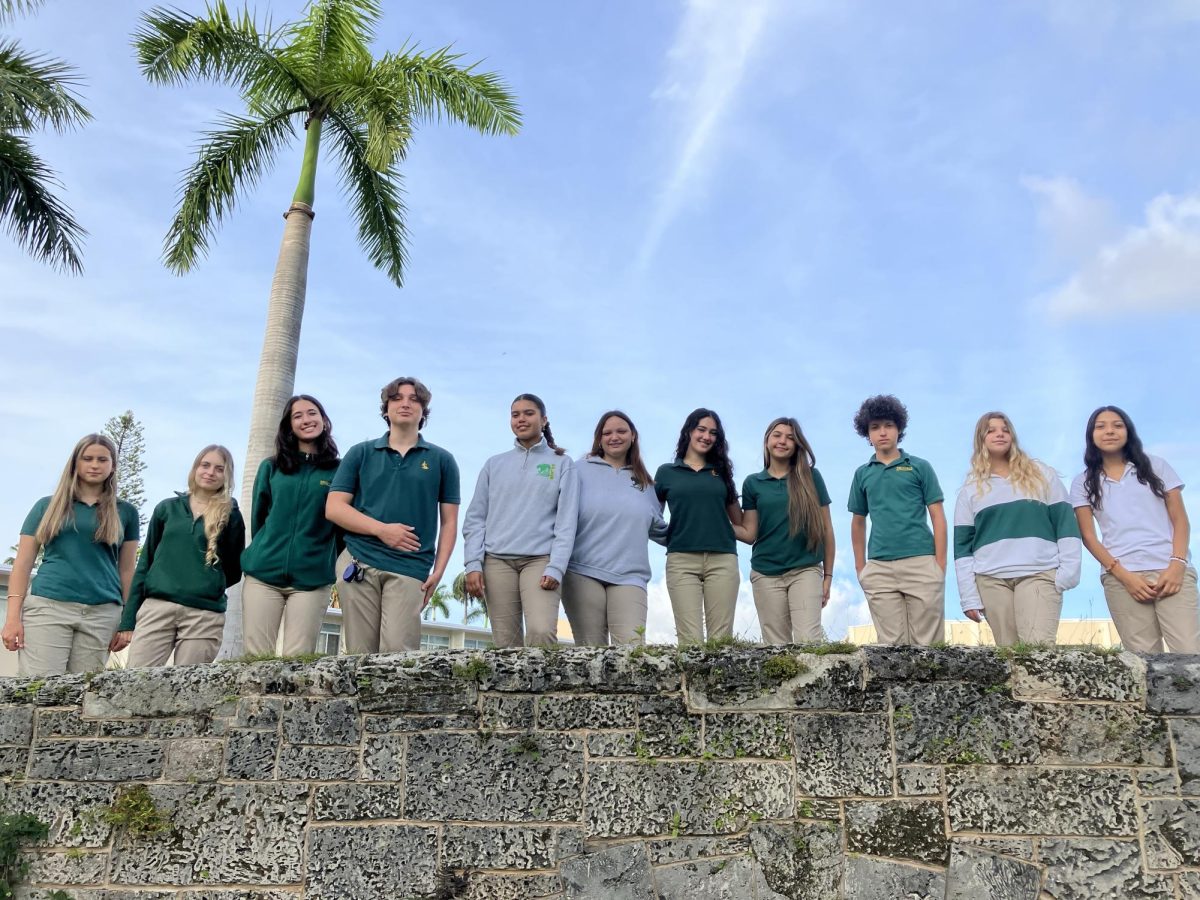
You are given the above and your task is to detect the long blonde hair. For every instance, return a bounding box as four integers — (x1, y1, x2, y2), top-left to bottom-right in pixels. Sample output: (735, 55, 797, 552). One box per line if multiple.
(762, 417, 826, 552)
(968, 412, 1048, 500)
(188, 445, 235, 566)
(35, 434, 123, 546)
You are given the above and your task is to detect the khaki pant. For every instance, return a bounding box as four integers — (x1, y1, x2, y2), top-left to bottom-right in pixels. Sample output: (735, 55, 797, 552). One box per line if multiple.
(664, 552, 740, 644)
(976, 569, 1061, 646)
(242, 575, 331, 656)
(336, 549, 424, 654)
(1101, 567, 1200, 654)
(19, 594, 121, 677)
(750, 566, 825, 644)
(858, 555, 945, 646)
(126, 597, 225, 667)
(561, 572, 647, 646)
(484, 555, 560, 648)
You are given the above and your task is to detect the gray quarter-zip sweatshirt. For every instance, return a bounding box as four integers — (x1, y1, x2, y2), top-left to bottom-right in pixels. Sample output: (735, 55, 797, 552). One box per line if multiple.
(567, 455, 668, 586)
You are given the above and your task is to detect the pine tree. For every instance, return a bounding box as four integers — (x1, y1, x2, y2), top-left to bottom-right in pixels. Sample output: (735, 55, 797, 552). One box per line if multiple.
(102, 410, 147, 527)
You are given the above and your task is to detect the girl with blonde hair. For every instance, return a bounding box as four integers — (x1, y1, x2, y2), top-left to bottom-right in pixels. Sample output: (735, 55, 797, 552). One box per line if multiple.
(3, 435, 140, 675)
(952, 412, 1081, 645)
(119, 445, 246, 666)
(738, 417, 834, 644)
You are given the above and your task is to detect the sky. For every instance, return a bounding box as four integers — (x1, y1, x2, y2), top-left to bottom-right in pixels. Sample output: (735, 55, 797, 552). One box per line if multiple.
(3, 0, 1199, 642)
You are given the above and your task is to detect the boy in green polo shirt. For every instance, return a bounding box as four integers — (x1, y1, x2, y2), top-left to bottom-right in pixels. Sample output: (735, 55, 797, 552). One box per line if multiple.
(326, 377, 460, 653)
(847, 395, 947, 646)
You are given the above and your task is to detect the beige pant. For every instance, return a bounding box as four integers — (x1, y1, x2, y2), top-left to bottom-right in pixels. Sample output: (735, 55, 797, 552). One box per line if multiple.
(976, 569, 1061, 646)
(126, 597, 225, 667)
(859, 555, 945, 646)
(484, 554, 560, 648)
(561, 572, 647, 646)
(1101, 567, 1200, 654)
(664, 552, 740, 644)
(242, 575, 331, 656)
(18, 594, 121, 676)
(336, 549, 424, 654)
(750, 566, 825, 644)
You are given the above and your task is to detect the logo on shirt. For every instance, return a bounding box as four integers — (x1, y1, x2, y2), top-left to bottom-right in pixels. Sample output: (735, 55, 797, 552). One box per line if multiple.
(421, 461, 430, 470)
(894, 466, 913, 472)
(537, 463, 556, 480)
(319, 480, 331, 487)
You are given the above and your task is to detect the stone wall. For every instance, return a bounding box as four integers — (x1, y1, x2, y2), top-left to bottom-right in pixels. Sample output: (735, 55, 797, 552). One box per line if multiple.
(0, 644, 1197, 899)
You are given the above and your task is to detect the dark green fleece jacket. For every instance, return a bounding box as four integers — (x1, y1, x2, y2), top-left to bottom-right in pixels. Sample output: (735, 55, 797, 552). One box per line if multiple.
(121, 493, 245, 631)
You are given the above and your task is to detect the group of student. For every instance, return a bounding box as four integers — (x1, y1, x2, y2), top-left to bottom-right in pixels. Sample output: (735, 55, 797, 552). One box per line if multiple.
(3, 380, 1196, 678)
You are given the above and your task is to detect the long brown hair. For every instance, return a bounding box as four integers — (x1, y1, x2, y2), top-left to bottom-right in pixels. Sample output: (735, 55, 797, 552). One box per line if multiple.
(589, 410, 652, 489)
(188, 445, 235, 566)
(35, 434, 123, 546)
(1082, 405, 1165, 511)
(762, 417, 825, 552)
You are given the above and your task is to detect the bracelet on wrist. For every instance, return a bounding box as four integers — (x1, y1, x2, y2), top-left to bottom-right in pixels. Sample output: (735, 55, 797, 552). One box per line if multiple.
(1169, 556, 1188, 565)
(1103, 558, 1120, 574)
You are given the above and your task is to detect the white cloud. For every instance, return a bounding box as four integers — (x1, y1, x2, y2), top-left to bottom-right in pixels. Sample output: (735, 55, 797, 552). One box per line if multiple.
(636, 0, 775, 270)
(1021, 175, 1116, 264)
(1036, 191, 1200, 317)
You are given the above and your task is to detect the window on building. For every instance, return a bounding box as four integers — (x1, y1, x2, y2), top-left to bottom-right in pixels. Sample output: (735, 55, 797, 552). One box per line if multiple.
(420, 633, 450, 650)
(317, 624, 341, 656)
(463, 638, 493, 650)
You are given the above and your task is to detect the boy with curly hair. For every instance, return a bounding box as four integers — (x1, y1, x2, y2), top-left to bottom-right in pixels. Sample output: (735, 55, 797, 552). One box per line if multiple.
(847, 395, 947, 645)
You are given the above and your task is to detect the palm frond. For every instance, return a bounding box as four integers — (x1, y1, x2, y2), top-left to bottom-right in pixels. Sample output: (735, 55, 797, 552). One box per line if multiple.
(133, 3, 306, 110)
(377, 45, 521, 136)
(0, 131, 85, 273)
(286, 0, 379, 80)
(0, 0, 44, 25)
(163, 109, 300, 273)
(0, 39, 91, 132)
(323, 58, 412, 170)
(324, 109, 407, 286)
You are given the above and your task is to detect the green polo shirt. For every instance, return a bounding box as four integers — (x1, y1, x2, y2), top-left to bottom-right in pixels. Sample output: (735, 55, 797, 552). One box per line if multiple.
(330, 434, 461, 579)
(742, 468, 831, 575)
(654, 460, 736, 554)
(21, 498, 140, 605)
(847, 450, 942, 561)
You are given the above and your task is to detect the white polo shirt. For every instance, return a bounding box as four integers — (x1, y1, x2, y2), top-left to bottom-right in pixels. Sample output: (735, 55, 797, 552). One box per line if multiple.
(1069, 455, 1188, 572)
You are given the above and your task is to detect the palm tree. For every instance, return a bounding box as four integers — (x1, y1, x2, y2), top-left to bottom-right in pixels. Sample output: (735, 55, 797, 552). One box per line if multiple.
(452, 570, 488, 627)
(132, 0, 521, 507)
(423, 584, 451, 622)
(0, 0, 91, 272)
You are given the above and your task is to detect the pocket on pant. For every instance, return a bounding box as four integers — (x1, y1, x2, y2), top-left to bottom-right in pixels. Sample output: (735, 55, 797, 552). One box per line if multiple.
(858, 561, 875, 591)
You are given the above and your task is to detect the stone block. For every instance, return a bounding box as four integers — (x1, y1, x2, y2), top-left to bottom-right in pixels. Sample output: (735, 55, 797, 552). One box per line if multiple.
(846, 800, 947, 865)
(655, 856, 759, 900)
(796, 798, 841, 820)
(361, 732, 404, 781)
(1040, 837, 1173, 898)
(793, 713, 892, 797)
(748, 820, 843, 900)
(281, 697, 359, 745)
(1033, 703, 1168, 765)
(442, 824, 568, 869)
(355, 655, 478, 714)
(276, 744, 357, 780)
(585, 760, 793, 837)
(1181, 872, 1200, 899)
(305, 824, 438, 899)
(34, 708, 95, 737)
(223, 729, 278, 779)
(955, 836, 1033, 858)
(891, 682, 1038, 765)
(0, 706, 34, 744)
(897, 765, 942, 796)
(311, 783, 404, 820)
(363, 711, 476, 731)
(841, 856, 946, 899)
(235, 696, 282, 729)
(561, 842, 655, 900)
(84, 667, 237, 718)
(586, 731, 637, 757)
(28, 738, 162, 780)
(405, 732, 584, 822)
(163, 738, 224, 782)
(682, 648, 878, 712)
(646, 835, 750, 865)
(538, 695, 637, 730)
(0, 747, 27, 776)
(863, 645, 1011, 685)
(462, 872, 563, 900)
(1141, 798, 1200, 868)
(944, 845, 1040, 900)
(108, 784, 308, 885)
(1011, 650, 1144, 701)
(482, 645, 682, 694)
(234, 652, 361, 696)
(1171, 718, 1200, 795)
(0, 782, 115, 847)
(0, 673, 86, 707)
(1137, 768, 1180, 797)
(636, 696, 701, 757)
(481, 695, 536, 729)
(946, 767, 1137, 835)
(1144, 654, 1200, 714)
(99, 717, 206, 738)
(703, 713, 792, 759)
(24, 849, 107, 884)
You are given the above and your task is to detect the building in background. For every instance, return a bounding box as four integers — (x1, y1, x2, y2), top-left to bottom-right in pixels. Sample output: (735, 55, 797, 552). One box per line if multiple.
(844, 618, 1122, 647)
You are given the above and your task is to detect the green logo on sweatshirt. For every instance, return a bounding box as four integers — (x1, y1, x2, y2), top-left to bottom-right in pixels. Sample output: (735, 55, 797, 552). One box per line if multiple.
(537, 463, 556, 480)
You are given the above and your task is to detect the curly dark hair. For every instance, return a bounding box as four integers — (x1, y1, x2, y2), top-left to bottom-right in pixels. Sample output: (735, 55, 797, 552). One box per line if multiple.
(1082, 405, 1165, 511)
(673, 408, 737, 504)
(853, 394, 908, 442)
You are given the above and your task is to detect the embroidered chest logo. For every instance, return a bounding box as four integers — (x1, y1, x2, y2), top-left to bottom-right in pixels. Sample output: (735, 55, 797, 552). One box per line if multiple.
(421, 461, 430, 470)
(894, 466, 913, 472)
(319, 480, 331, 487)
(537, 463, 556, 480)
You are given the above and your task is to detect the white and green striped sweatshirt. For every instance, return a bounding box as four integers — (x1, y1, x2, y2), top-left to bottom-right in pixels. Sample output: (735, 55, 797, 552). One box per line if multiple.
(952, 464, 1082, 613)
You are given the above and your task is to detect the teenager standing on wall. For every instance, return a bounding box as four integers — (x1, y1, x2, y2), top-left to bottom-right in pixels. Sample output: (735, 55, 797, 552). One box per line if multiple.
(4, 435, 139, 675)
(462, 394, 579, 648)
